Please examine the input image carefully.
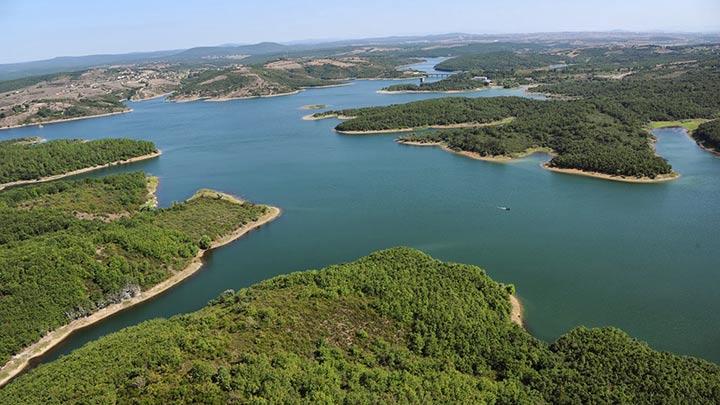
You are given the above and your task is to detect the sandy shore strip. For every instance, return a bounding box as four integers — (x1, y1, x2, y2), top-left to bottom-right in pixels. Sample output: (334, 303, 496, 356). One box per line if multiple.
(173, 90, 302, 103)
(397, 140, 550, 163)
(0, 205, 281, 387)
(0, 110, 132, 131)
(301, 82, 352, 89)
(332, 118, 515, 134)
(510, 294, 524, 328)
(377, 86, 500, 95)
(0, 150, 162, 191)
(300, 104, 328, 110)
(337, 127, 416, 135)
(302, 113, 357, 121)
(543, 164, 679, 183)
(398, 140, 678, 182)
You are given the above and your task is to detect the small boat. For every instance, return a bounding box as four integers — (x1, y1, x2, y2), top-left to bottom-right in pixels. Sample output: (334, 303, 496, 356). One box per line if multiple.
(497, 206, 510, 211)
(37, 124, 44, 128)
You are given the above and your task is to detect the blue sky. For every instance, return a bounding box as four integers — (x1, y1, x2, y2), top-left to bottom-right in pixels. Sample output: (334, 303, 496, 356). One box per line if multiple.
(2, 0, 719, 64)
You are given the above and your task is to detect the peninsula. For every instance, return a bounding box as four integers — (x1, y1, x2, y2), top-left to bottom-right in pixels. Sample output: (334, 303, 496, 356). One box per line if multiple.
(0, 138, 160, 189)
(0, 168, 280, 386)
(2, 248, 718, 403)
(312, 97, 678, 182)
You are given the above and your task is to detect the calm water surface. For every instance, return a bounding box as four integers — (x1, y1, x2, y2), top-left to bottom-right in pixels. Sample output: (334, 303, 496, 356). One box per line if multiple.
(2, 59, 719, 368)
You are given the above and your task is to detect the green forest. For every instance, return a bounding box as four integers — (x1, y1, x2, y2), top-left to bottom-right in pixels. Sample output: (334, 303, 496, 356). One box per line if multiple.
(2, 248, 718, 403)
(694, 119, 720, 152)
(435, 51, 565, 75)
(382, 72, 490, 92)
(0, 138, 158, 184)
(0, 172, 268, 367)
(323, 97, 673, 178)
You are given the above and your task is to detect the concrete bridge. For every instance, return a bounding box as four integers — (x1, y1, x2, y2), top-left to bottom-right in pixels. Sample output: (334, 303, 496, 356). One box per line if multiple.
(424, 72, 454, 78)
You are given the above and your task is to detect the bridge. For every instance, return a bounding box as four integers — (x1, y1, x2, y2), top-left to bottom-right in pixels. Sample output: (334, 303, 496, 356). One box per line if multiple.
(424, 72, 454, 78)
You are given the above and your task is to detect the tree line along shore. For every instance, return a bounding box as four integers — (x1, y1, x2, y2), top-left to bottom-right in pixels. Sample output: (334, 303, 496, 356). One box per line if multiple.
(0, 134, 718, 402)
(1, 39, 719, 401)
(0, 139, 280, 387)
(1, 247, 719, 403)
(308, 53, 719, 182)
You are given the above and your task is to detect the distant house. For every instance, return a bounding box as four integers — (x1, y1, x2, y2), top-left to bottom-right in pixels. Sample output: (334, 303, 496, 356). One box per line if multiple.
(473, 76, 492, 84)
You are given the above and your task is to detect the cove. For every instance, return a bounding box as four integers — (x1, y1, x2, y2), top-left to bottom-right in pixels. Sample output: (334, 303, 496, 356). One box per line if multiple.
(1, 59, 718, 373)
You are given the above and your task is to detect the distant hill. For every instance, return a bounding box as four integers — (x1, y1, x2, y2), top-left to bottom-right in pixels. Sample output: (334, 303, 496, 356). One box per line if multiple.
(2, 32, 717, 81)
(0, 50, 183, 81)
(0, 43, 290, 81)
(167, 42, 288, 60)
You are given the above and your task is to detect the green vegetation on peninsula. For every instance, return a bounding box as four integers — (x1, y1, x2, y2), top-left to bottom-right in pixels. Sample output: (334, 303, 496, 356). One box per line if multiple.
(693, 119, 720, 153)
(0, 138, 158, 186)
(0, 168, 276, 376)
(2, 248, 718, 403)
(319, 97, 673, 179)
(382, 72, 491, 93)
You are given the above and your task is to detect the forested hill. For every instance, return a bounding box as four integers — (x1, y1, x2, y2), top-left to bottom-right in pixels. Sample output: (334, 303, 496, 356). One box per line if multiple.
(2, 248, 718, 403)
(0, 138, 158, 185)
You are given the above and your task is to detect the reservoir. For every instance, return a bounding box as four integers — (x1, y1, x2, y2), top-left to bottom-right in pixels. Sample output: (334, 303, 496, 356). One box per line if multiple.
(2, 58, 719, 369)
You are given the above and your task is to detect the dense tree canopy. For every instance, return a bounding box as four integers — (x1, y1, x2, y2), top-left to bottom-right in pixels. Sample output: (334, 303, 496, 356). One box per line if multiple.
(323, 97, 673, 178)
(2, 248, 718, 403)
(0, 138, 157, 184)
(0, 173, 268, 366)
(693, 119, 720, 153)
(382, 72, 491, 92)
(435, 51, 565, 75)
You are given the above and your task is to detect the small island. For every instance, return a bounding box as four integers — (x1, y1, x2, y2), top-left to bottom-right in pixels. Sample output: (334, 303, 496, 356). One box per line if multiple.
(301, 104, 328, 110)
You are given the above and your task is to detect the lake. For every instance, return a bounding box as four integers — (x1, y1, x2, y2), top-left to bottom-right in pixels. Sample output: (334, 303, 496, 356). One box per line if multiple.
(2, 58, 719, 369)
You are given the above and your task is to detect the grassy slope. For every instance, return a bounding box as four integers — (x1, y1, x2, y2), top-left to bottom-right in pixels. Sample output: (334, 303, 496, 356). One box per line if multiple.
(2, 248, 719, 403)
(648, 119, 710, 132)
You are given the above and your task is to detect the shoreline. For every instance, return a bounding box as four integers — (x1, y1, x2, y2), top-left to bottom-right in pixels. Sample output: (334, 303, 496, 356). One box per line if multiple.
(653, 124, 720, 157)
(510, 294, 524, 328)
(398, 140, 678, 183)
(0, 205, 281, 388)
(302, 113, 357, 121)
(300, 104, 328, 111)
(543, 164, 679, 183)
(301, 82, 352, 89)
(377, 85, 499, 95)
(0, 150, 162, 191)
(331, 118, 515, 134)
(0, 109, 132, 131)
(398, 140, 551, 163)
(130, 92, 174, 102)
(172, 90, 302, 103)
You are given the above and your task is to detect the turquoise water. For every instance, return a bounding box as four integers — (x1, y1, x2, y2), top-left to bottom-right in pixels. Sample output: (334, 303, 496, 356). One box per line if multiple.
(2, 59, 719, 369)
